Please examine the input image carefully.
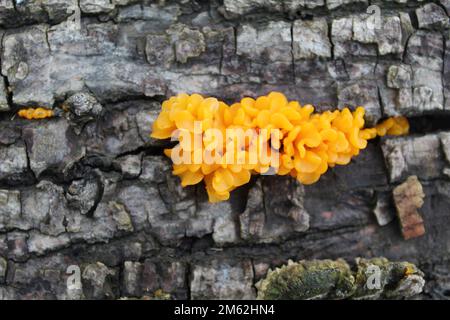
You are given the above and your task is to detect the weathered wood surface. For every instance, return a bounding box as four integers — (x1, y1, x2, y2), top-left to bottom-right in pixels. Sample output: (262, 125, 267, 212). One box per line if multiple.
(0, 0, 449, 299)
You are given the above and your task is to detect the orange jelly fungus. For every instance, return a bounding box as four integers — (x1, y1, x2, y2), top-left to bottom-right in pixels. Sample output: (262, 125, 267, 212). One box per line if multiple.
(18, 107, 54, 120)
(151, 92, 409, 203)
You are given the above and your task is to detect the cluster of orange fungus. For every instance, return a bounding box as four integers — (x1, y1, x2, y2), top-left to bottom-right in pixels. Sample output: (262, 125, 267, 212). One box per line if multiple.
(18, 107, 54, 120)
(151, 92, 409, 203)
(375, 116, 409, 136)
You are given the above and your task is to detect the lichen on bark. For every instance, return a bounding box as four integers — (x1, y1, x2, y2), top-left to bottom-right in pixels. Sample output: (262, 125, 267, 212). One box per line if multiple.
(0, 0, 449, 300)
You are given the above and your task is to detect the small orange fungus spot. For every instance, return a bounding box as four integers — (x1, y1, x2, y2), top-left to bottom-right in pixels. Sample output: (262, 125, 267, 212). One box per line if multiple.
(18, 107, 54, 120)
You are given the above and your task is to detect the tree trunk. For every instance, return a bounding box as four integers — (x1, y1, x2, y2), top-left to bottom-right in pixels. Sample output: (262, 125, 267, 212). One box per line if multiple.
(0, 0, 449, 300)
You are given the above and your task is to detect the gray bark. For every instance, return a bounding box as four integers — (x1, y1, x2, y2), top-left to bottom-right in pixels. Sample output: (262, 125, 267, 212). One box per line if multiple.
(0, 0, 449, 300)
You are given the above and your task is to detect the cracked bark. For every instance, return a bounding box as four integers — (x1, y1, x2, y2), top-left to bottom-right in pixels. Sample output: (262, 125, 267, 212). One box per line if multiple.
(0, 0, 450, 300)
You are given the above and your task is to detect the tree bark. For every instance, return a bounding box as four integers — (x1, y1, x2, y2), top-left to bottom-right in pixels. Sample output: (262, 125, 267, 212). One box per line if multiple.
(0, 0, 449, 300)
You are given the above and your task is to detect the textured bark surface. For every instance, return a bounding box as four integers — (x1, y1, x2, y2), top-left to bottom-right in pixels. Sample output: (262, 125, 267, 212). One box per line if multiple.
(0, 0, 450, 300)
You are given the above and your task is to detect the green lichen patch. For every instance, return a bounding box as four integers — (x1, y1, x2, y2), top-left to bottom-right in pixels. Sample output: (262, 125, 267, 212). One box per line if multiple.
(257, 258, 424, 300)
(256, 259, 355, 300)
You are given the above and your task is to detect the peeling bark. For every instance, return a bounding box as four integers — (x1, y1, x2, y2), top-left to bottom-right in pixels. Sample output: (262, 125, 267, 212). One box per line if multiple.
(0, 0, 449, 300)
